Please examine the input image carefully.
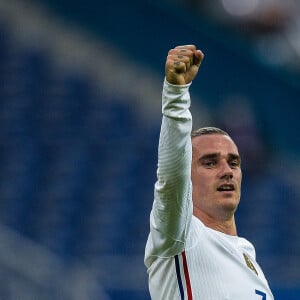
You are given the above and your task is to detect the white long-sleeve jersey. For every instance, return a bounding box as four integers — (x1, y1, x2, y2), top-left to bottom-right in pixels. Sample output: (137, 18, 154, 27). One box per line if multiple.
(144, 80, 274, 300)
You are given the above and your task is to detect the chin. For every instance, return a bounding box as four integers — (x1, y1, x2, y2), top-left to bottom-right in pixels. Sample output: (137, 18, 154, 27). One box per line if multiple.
(223, 202, 239, 213)
(220, 196, 240, 212)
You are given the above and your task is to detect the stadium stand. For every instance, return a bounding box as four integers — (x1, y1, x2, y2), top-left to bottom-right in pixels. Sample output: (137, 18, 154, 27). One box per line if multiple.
(0, 0, 299, 299)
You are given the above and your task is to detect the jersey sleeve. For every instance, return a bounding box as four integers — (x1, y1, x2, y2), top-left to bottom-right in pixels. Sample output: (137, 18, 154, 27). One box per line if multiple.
(145, 79, 194, 263)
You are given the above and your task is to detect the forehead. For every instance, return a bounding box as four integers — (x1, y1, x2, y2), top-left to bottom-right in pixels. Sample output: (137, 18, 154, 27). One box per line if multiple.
(192, 134, 239, 156)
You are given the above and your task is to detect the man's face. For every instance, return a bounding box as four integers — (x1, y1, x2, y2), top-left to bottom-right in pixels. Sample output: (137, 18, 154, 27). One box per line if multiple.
(191, 134, 242, 221)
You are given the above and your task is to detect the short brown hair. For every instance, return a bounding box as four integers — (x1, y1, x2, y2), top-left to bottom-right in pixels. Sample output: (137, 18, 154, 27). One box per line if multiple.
(191, 127, 229, 138)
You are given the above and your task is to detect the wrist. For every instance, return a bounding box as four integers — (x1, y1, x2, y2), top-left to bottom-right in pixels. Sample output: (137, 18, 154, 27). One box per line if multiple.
(164, 78, 192, 93)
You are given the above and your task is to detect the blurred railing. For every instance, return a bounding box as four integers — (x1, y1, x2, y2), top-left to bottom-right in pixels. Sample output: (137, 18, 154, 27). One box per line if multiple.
(0, 223, 110, 300)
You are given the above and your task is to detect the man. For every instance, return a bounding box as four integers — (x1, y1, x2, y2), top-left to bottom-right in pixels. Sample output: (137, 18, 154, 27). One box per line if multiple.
(144, 45, 274, 299)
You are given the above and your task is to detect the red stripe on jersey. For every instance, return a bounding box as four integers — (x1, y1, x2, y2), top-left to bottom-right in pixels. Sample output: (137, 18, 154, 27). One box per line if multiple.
(182, 251, 193, 300)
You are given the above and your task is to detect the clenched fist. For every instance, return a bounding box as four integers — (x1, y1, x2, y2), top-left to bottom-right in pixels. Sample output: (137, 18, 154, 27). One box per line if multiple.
(165, 45, 204, 85)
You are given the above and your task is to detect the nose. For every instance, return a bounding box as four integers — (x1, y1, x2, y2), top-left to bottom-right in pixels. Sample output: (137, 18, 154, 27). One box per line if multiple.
(219, 159, 233, 180)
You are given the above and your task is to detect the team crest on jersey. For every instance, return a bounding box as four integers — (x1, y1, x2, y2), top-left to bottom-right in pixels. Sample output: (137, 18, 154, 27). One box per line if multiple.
(243, 253, 258, 276)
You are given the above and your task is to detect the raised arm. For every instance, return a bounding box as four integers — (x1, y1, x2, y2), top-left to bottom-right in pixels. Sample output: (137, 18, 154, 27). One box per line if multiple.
(147, 45, 204, 260)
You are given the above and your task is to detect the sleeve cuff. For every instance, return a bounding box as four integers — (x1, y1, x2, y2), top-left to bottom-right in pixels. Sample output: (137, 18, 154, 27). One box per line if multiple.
(163, 78, 192, 94)
(162, 78, 192, 119)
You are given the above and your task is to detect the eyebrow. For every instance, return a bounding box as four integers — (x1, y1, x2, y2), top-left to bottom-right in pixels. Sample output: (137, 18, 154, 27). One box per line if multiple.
(199, 153, 241, 162)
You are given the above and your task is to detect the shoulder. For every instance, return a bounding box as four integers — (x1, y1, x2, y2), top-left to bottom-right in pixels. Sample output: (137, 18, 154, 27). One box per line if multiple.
(238, 236, 256, 259)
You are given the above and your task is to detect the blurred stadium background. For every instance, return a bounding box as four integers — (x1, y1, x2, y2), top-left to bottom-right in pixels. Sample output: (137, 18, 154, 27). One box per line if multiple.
(0, 0, 299, 299)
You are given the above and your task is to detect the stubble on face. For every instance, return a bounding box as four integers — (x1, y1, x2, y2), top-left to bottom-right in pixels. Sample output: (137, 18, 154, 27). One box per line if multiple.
(191, 134, 242, 228)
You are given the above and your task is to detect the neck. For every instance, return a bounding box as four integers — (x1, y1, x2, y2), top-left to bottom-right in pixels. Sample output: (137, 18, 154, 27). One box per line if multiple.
(193, 208, 237, 236)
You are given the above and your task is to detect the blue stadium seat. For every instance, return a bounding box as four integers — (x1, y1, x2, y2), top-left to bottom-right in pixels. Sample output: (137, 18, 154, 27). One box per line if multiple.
(0, 12, 299, 299)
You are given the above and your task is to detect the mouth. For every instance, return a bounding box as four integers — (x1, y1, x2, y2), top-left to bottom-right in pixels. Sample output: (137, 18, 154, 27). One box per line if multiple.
(217, 183, 235, 192)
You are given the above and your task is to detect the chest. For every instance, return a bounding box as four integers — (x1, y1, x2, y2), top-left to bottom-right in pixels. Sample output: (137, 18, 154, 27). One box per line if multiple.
(182, 226, 273, 299)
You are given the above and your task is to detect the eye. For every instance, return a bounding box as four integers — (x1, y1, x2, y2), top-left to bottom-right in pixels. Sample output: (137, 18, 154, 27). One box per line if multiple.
(201, 159, 217, 168)
(229, 159, 240, 168)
